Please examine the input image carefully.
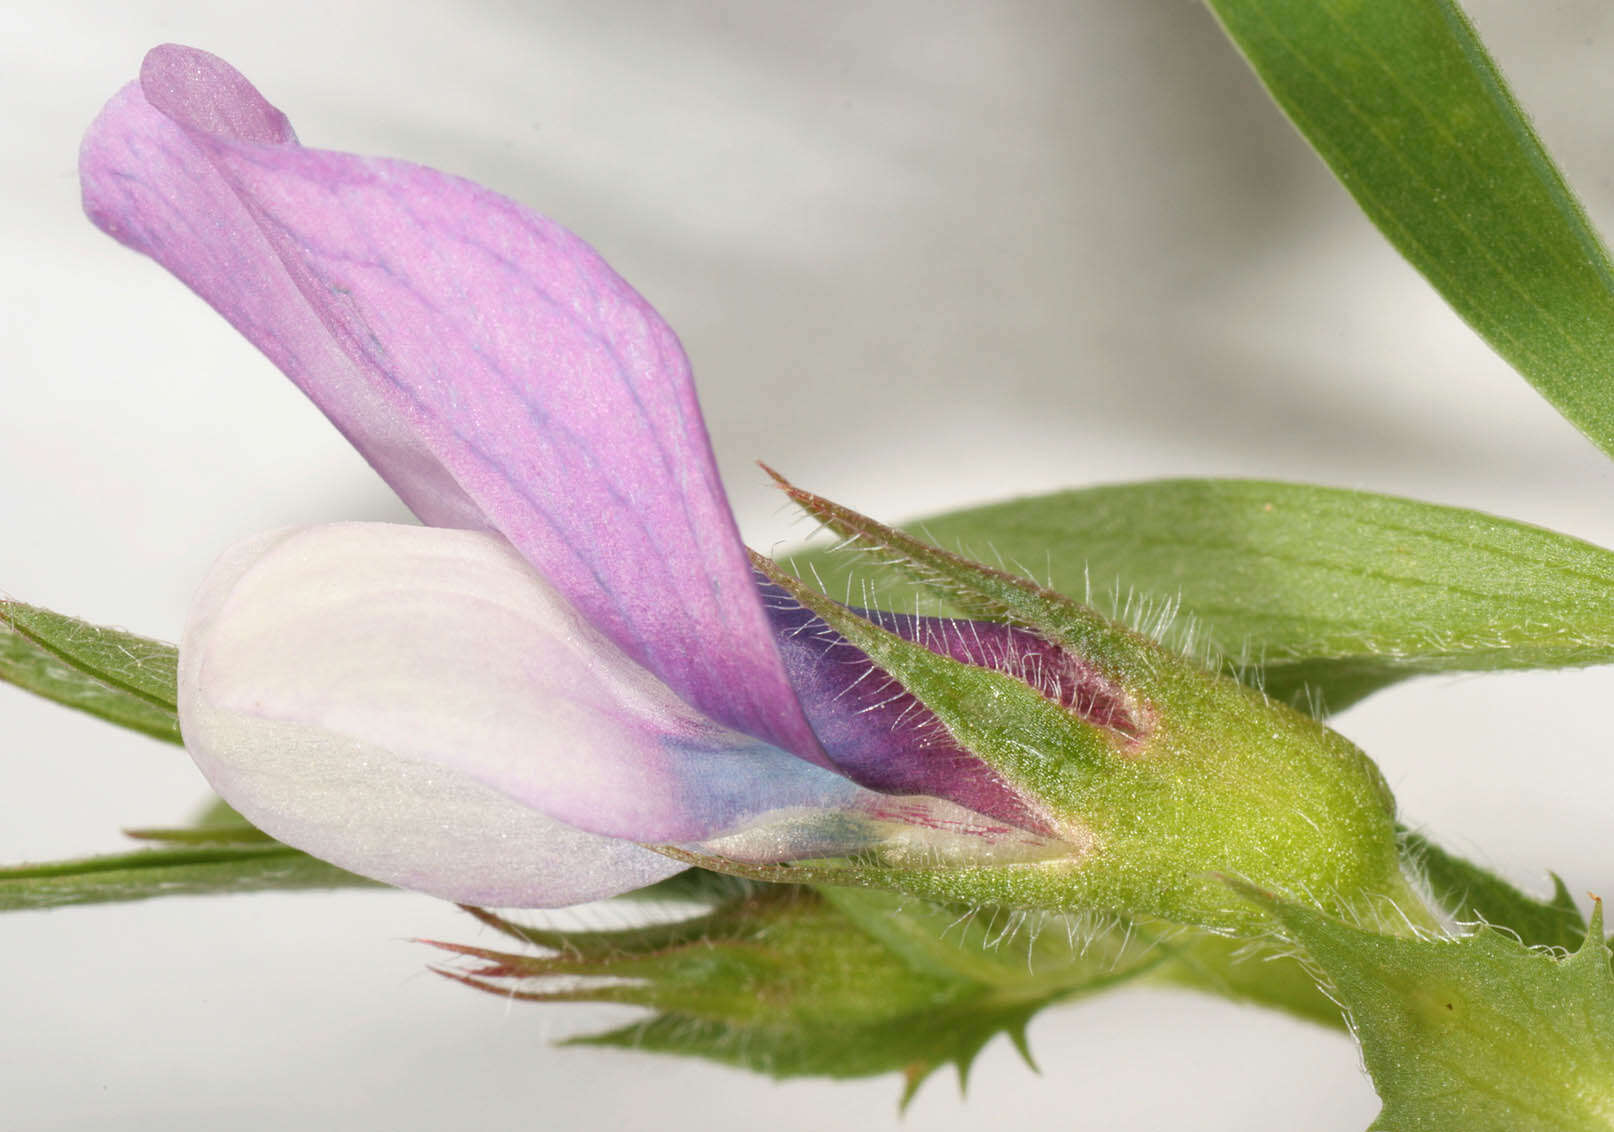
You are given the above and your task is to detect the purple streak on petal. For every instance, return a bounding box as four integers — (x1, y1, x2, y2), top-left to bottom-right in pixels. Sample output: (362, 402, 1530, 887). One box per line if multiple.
(761, 579, 1133, 835)
(80, 45, 830, 770)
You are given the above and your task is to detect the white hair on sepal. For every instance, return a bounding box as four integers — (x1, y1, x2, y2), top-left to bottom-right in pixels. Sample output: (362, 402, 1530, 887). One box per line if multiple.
(1296, 681, 1328, 720)
(885, 890, 1174, 978)
(785, 528, 1266, 730)
(802, 520, 988, 622)
(1292, 872, 1449, 946)
(762, 553, 955, 746)
(1084, 571, 1250, 677)
(1228, 635, 1268, 689)
(989, 907, 1028, 951)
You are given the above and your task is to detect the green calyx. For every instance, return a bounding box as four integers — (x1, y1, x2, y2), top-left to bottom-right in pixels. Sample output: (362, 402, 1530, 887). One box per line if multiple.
(745, 473, 1408, 934)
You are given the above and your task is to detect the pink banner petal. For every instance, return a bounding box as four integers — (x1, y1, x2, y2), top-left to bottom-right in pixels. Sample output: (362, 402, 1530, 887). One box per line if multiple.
(82, 45, 828, 769)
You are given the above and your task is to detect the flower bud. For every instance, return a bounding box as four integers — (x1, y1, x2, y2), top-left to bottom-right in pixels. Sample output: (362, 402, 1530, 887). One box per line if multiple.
(715, 475, 1408, 933)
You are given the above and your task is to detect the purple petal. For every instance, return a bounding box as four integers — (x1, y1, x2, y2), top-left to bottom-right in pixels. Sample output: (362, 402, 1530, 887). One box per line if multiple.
(82, 45, 827, 769)
(180, 523, 873, 858)
(763, 580, 1094, 834)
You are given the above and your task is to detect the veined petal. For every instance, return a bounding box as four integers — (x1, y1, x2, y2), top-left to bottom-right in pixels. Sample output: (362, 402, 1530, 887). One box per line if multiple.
(78, 80, 490, 533)
(82, 45, 827, 770)
(179, 523, 873, 880)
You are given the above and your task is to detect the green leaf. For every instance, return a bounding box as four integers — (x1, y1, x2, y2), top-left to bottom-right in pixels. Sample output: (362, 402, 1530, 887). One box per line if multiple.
(615, 866, 757, 905)
(579, 998, 1043, 1108)
(441, 885, 1376, 1102)
(1249, 891, 1614, 1131)
(1406, 831, 1587, 951)
(0, 600, 180, 743)
(0, 844, 378, 911)
(1205, 0, 1614, 459)
(785, 480, 1614, 710)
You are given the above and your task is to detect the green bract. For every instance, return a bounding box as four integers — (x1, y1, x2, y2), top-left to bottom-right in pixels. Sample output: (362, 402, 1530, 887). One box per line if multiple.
(1249, 890, 1614, 1132)
(432, 882, 1336, 1104)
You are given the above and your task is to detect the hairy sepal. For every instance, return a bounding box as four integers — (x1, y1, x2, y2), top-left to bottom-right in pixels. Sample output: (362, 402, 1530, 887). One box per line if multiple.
(752, 481, 1405, 933)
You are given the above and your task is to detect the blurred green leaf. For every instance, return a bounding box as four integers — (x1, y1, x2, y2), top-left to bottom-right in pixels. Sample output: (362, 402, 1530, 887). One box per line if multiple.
(829, 886, 1345, 1029)
(439, 884, 1370, 1103)
(436, 886, 1163, 1105)
(1207, 0, 1614, 458)
(0, 600, 180, 742)
(785, 480, 1614, 710)
(1407, 832, 1587, 951)
(0, 844, 377, 912)
(186, 796, 257, 830)
(1143, 929, 1344, 1031)
(617, 865, 756, 905)
(122, 825, 277, 846)
(1249, 890, 1614, 1132)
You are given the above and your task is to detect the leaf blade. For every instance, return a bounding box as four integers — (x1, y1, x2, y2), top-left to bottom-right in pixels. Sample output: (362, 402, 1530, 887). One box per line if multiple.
(1406, 831, 1587, 951)
(1206, 0, 1614, 456)
(446, 887, 1161, 1103)
(0, 601, 181, 743)
(0, 844, 377, 912)
(783, 480, 1614, 710)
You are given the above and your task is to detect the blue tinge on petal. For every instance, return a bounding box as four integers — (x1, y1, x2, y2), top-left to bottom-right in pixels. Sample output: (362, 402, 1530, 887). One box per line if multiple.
(760, 578, 1061, 834)
(182, 524, 885, 845)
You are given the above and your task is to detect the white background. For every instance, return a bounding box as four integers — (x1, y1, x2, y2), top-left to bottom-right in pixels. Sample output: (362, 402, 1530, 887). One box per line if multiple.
(4, 2, 1614, 1129)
